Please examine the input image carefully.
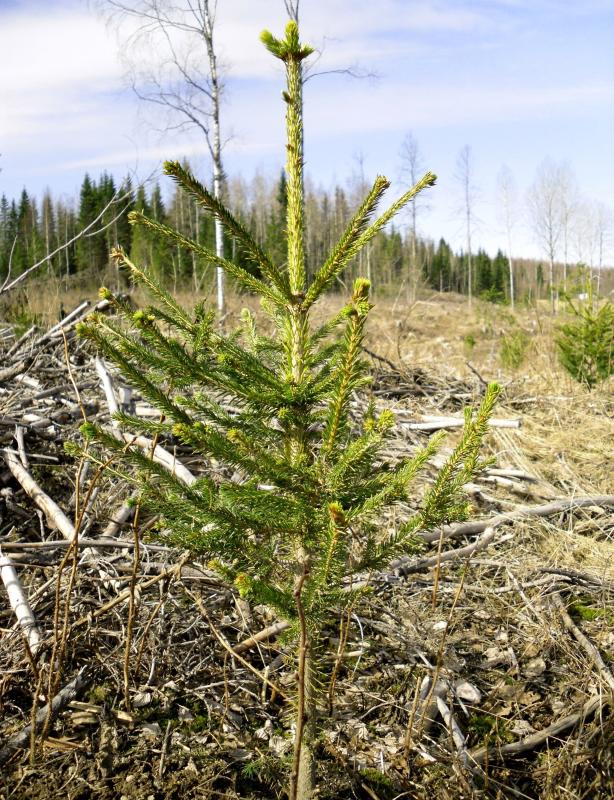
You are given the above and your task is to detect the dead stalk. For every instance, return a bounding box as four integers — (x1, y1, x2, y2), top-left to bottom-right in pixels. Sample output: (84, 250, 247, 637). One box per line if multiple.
(327, 604, 354, 716)
(123, 499, 142, 709)
(41, 456, 110, 743)
(290, 568, 310, 800)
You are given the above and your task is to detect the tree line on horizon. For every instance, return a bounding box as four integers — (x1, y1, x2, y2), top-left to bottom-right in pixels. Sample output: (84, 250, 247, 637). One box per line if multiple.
(1, 168, 612, 304)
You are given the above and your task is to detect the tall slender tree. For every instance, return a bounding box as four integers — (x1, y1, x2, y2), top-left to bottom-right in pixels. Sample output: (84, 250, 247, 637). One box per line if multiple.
(528, 158, 566, 312)
(496, 165, 518, 311)
(399, 132, 427, 301)
(455, 145, 478, 307)
(101, 0, 228, 312)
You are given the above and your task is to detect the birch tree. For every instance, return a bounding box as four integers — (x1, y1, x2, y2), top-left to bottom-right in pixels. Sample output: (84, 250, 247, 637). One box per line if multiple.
(496, 165, 518, 310)
(558, 163, 578, 292)
(283, 0, 300, 23)
(101, 0, 227, 312)
(590, 201, 613, 293)
(455, 145, 478, 307)
(527, 158, 565, 312)
(399, 132, 428, 301)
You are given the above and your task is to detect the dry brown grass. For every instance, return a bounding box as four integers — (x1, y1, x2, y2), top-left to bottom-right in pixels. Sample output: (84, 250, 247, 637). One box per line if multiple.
(1, 280, 612, 799)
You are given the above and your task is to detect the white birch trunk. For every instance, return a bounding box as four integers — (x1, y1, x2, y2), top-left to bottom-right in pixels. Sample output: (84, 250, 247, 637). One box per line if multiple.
(0, 544, 42, 654)
(202, 1, 225, 314)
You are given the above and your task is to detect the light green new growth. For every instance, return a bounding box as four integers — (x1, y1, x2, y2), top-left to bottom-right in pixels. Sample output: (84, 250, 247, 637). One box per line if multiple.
(76, 20, 499, 800)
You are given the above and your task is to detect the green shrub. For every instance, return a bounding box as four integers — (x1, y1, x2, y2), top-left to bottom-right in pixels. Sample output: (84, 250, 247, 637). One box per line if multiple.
(479, 287, 506, 304)
(0, 292, 42, 335)
(556, 296, 614, 388)
(499, 329, 530, 370)
(463, 333, 476, 356)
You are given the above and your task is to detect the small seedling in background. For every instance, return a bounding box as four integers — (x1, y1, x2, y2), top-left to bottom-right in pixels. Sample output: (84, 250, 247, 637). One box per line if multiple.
(556, 278, 614, 388)
(463, 332, 476, 356)
(500, 329, 530, 371)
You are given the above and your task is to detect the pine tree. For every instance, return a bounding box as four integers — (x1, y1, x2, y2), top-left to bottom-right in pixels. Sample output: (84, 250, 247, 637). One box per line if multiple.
(129, 185, 153, 276)
(0, 194, 12, 278)
(55, 200, 78, 279)
(76, 21, 499, 800)
(428, 237, 452, 292)
(41, 190, 58, 276)
(114, 176, 135, 256)
(475, 248, 492, 295)
(492, 249, 509, 302)
(76, 174, 109, 278)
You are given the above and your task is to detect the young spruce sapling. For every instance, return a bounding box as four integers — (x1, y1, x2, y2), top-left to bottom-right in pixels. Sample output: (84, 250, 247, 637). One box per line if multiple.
(76, 20, 500, 800)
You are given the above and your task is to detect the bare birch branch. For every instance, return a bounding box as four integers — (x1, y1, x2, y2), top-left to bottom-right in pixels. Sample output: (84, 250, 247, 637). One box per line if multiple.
(2, 448, 76, 541)
(0, 539, 43, 655)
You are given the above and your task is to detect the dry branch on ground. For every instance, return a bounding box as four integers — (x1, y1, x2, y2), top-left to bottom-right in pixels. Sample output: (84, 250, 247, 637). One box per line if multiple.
(0, 296, 612, 799)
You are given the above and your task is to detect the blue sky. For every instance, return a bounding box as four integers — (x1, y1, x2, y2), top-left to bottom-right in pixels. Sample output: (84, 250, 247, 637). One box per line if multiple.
(1, 0, 613, 261)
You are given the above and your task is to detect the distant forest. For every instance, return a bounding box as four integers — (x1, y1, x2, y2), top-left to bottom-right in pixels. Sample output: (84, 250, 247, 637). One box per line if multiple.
(1, 168, 611, 302)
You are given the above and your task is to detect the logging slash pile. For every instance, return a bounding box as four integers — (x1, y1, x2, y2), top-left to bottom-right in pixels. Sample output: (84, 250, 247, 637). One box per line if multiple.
(0, 297, 613, 800)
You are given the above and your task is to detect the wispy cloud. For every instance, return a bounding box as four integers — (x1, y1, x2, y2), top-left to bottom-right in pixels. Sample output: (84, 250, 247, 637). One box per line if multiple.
(1, 0, 612, 261)
(0, 2, 123, 146)
(302, 79, 614, 134)
(0, 5, 120, 97)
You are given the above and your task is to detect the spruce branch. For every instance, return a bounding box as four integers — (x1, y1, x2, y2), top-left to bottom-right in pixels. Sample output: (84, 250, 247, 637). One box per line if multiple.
(321, 279, 372, 456)
(78, 319, 192, 422)
(260, 21, 314, 63)
(163, 160, 291, 297)
(129, 212, 285, 305)
(110, 248, 194, 333)
(353, 171, 437, 256)
(303, 176, 389, 306)
(419, 383, 500, 528)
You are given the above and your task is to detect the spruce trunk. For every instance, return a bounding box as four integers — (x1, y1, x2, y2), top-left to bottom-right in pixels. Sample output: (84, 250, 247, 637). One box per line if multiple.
(291, 645, 317, 800)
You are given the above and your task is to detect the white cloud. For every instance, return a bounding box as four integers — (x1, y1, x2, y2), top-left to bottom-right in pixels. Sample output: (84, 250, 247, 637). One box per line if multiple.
(0, 2, 123, 143)
(300, 79, 614, 135)
(212, 0, 491, 79)
(0, 5, 120, 96)
(1, 0, 612, 264)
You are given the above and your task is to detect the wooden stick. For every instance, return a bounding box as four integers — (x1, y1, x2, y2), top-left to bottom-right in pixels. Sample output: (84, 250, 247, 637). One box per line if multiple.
(409, 415, 521, 430)
(539, 567, 614, 593)
(0, 357, 34, 384)
(398, 527, 497, 576)
(123, 434, 197, 486)
(469, 693, 610, 765)
(95, 357, 196, 486)
(101, 497, 136, 538)
(413, 494, 614, 547)
(233, 620, 290, 655)
(5, 325, 36, 359)
(95, 357, 119, 421)
(0, 666, 92, 767)
(550, 593, 614, 691)
(0, 538, 171, 553)
(15, 426, 29, 469)
(436, 696, 472, 771)
(0, 540, 42, 654)
(486, 468, 538, 482)
(31, 301, 90, 348)
(2, 448, 76, 541)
